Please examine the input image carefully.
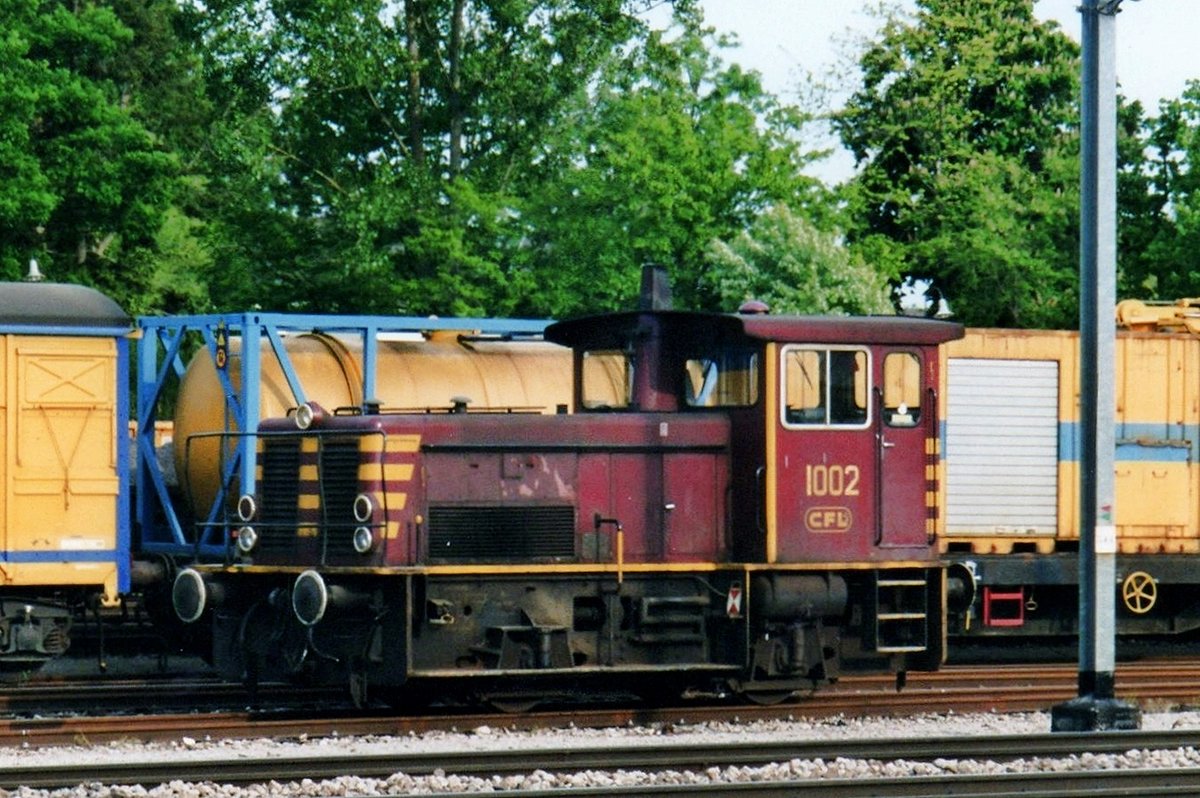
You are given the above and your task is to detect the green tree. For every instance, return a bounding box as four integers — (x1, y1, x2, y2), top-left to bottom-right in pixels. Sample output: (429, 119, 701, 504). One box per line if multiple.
(705, 205, 892, 315)
(514, 12, 829, 316)
(834, 0, 1081, 328)
(179, 1, 837, 318)
(1112, 97, 1170, 301)
(1133, 82, 1200, 300)
(0, 0, 182, 312)
(181, 0, 698, 316)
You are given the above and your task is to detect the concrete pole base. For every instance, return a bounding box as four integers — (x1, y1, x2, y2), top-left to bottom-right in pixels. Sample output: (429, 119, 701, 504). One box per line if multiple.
(1051, 694, 1141, 732)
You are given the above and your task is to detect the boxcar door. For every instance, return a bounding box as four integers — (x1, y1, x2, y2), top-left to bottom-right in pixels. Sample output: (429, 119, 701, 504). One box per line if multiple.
(773, 345, 877, 562)
(876, 349, 933, 550)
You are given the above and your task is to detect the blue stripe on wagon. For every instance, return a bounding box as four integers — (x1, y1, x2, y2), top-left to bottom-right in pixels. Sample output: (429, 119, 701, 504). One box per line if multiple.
(0, 325, 131, 337)
(116, 334, 131, 593)
(1059, 421, 1199, 463)
(929, 421, 1198, 464)
(5, 551, 118, 563)
(1059, 421, 1079, 462)
(1115, 442, 1192, 462)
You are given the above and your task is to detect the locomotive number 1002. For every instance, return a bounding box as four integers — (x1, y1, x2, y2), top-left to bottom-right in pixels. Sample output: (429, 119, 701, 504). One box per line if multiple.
(804, 463, 861, 497)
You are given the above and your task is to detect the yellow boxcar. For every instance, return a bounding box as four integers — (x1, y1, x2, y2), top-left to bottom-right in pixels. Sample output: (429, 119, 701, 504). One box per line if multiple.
(0, 281, 130, 659)
(938, 309, 1200, 638)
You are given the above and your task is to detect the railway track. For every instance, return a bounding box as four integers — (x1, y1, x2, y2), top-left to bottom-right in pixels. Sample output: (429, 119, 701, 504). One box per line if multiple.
(3, 660, 1200, 746)
(4, 728, 1200, 794)
(2, 662, 1200, 796)
(823, 660, 1200, 713)
(0, 678, 344, 717)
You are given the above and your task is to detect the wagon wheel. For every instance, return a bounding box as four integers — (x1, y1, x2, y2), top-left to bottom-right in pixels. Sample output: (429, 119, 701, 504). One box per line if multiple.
(347, 626, 381, 709)
(1121, 571, 1158, 615)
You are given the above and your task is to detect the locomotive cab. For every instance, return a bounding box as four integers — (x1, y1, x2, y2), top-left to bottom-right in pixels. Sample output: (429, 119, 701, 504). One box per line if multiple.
(552, 309, 965, 682)
(549, 311, 964, 562)
(741, 315, 964, 682)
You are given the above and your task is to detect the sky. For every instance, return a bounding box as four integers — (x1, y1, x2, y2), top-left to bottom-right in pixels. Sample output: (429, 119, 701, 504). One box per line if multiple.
(682, 0, 1199, 183)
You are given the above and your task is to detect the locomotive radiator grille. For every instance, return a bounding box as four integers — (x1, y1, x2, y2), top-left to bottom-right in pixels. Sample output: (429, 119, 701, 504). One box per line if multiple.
(256, 440, 301, 555)
(318, 439, 365, 560)
(252, 437, 364, 559)
(428, 505, 576, 562)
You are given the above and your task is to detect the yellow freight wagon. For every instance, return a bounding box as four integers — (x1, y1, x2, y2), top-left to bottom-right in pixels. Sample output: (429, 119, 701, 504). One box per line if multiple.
(0, 281, 130, 660)
(938, 305, 1200, 638)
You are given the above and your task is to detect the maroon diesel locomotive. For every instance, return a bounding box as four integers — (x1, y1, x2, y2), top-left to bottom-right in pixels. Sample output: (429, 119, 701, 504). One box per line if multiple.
(173, 293, 964, 706)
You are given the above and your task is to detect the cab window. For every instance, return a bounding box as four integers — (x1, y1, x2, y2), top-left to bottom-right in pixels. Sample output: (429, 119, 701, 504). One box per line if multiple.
(685, 349, 759, 407)
(883, 352, 922, 427)
(783, 346, 869, 427)
(582, 350, 630, 409)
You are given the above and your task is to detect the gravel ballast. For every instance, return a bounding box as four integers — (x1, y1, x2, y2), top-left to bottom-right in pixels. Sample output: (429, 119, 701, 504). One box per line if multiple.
(3, 709, 1200, 796)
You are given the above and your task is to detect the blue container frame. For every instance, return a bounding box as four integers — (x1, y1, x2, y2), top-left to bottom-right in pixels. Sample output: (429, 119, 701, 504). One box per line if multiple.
(136, 312, 551, 560)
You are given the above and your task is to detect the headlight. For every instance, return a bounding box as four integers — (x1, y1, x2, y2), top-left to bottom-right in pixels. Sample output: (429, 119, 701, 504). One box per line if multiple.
(353, 493, 374, 523)
(236, 525, 258, 553)
(237, 494, 257, 522)
(295, 402, 323, 430)
(353, 526, 375, 554)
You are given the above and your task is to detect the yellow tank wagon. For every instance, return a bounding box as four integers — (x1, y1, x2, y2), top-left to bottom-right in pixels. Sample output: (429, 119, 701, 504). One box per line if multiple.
(172, 330, 588, 520)
(137, 312, 624, 562)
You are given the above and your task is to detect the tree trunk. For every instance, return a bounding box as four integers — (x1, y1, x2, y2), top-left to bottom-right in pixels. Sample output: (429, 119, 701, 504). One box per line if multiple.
(405, 0, 424, 167)
(449, 0, 464, 175)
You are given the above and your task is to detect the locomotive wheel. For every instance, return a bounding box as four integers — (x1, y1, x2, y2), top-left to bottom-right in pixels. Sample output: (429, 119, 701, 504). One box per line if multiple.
(237, 600, 309, 686)
(486, 695, 543, 713)
(1121, 571, 1158, 614)
(740, 688, 797, 706)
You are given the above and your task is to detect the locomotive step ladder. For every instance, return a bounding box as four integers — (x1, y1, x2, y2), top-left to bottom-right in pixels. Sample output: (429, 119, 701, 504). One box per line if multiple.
(871, 572, 931, 654)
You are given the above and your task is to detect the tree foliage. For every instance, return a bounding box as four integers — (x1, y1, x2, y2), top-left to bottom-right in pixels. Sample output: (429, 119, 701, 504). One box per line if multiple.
(705, 205, 892, 315)
(1130, 81, 1200, 300)
(10, 0, 1197, 327)
(834, 0, 1082, 328)
(0, 0, 184, 312)
(515, 12, 829, 315)
(172, 0, 834, 317)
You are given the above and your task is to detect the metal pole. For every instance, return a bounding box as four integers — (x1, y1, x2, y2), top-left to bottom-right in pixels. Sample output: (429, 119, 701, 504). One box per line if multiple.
(1051, 0, 1139, 732)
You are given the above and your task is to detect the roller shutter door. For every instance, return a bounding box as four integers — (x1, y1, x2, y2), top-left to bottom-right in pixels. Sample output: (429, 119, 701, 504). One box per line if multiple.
(945, 358, 1059, 535)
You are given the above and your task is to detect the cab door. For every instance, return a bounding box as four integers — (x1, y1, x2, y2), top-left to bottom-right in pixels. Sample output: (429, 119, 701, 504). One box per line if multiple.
(876, 350, 933, 549)
(772, 345, 877, 562)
